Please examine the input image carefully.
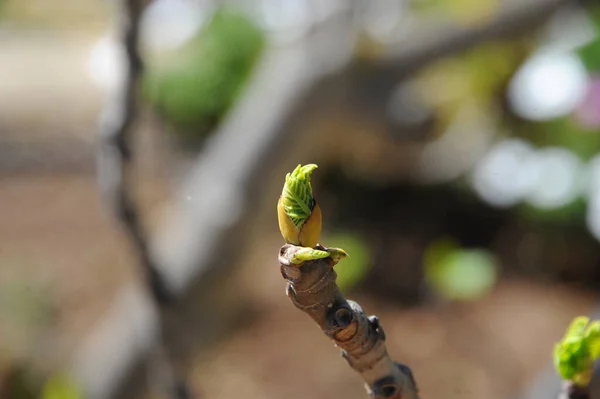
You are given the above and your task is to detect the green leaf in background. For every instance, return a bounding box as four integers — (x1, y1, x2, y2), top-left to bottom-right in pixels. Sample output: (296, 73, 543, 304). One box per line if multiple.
(0, 279, 56, 363)
(144, 8, 266, 138)
(412, 0, 499, 27)
(424, 238, 498, 301)
(413, 41, 526, 132)
(578, 39, 600, 73)
(554, 316, 600, 386)
(518, 198, 587, 226)
(324, 233, 371, 293)
(577, 4, 600, 72)
(42, 374, 82, 399)
(545, 117, 600, 159)
(3, 365, 39, 399)
(423, 236, 459, 270)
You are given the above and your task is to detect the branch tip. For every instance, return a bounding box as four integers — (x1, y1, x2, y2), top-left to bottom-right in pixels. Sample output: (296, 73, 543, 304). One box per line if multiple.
(278, 245, 420, 399)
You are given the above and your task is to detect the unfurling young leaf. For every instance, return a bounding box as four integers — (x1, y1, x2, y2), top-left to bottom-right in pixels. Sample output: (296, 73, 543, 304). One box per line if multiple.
(277, 164, 349, 264)
(281, 164, 318, 228)
(277, 164, 323, 248)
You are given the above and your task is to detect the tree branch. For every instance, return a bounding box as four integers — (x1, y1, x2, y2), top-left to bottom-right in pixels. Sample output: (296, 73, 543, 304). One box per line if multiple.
(278, 244, 420, 399)
(96, 0, 191, 398)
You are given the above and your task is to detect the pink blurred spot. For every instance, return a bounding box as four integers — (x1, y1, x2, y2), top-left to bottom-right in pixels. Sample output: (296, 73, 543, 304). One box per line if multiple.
(575, 75, 600, 129)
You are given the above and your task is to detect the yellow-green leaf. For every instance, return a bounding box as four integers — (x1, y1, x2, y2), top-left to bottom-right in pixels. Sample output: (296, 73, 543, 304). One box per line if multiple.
(564, 317, 589, 341)
(554, 316, 600, 385)
(290, 247, 330, 264)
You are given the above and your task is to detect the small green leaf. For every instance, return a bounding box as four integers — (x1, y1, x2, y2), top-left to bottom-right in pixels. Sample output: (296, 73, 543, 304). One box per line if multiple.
(327, 247, 350, 263)
(290, 247, 330, 264)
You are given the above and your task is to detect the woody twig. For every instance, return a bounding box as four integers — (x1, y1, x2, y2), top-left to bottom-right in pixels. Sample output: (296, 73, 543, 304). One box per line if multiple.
(276, 164, 419, 399)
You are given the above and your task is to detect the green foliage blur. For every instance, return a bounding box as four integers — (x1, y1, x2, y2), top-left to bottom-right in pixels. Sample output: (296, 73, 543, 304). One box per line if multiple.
(144, 9, 266, 140)
(1, 369, 81, 399)
(578, 4, 600, 73)
(413, 40, 528, 136)
(424, 237, 497, 300)
(42, 374, 82, 399)
(412, 0, 499, 27)
(324, 233, 371, 293)
(0, 280, 56, 360)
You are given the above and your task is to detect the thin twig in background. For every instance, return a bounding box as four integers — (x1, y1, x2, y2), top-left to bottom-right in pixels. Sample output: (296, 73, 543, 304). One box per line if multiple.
(278, 244, 420, 399)
(96, 0, 191, 398)
(97, 0, 170, 305)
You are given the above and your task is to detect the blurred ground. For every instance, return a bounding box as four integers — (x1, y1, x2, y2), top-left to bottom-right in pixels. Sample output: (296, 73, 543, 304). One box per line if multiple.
(0, 173, 137, 361)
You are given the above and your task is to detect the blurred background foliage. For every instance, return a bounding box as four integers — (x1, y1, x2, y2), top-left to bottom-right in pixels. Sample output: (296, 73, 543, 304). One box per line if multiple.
(41, 374, 83, 399)
(316, 0, 600, 305)
(2, 0, 600, 398)
(144, 8, 265, 141)
(412, 0, 500, 27)
(322, 232, 372, 293)
(0, 0, 107, 30)
(423, 237, 498, 301)
(0, 280, 60, 399)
